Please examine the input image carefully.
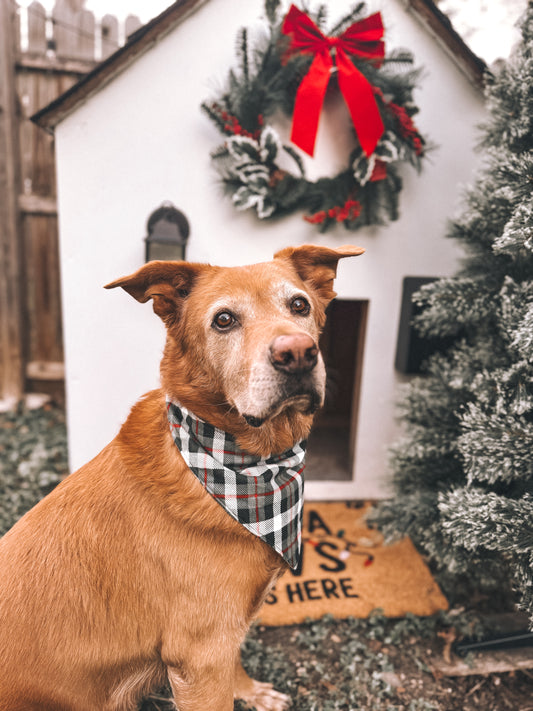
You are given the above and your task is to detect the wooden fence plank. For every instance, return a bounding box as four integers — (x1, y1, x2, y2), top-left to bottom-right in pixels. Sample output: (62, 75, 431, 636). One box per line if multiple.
(101, 13, 119, 59)
(17, 54, 95, 74)
(125, 14, 142, 39)
(78, 9, 96, 60)
(22, 213, 63, 364)
(18, 70, 56, 195)
(27, 361, 65, 381)
(19, 194, 58, 215)
(12, 0, 20, 52)
(27, 1, 47, 55)
(52, 0, 78, 59)
(0, 0, 26, 402)
(17, 71, 34, 196)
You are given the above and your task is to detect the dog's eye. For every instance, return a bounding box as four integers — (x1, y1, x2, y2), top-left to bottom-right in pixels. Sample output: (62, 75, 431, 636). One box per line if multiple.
(290, 296, 310, 316)
(213, 311, 236, 330)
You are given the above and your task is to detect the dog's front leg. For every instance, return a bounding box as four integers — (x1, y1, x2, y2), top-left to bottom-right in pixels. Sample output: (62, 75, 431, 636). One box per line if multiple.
(234, 655, 291, 711)
(166, 659, 236, 711)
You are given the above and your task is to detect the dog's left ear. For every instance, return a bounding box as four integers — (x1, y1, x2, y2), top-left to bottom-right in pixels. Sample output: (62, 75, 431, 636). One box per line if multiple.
(104, 260, 208, 326)
(274, 244, 365, 305)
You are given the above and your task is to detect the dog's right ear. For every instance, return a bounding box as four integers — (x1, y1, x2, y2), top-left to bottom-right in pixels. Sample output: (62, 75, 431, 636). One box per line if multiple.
(274, 244, 365, 307)
(104, 260, 208, 326)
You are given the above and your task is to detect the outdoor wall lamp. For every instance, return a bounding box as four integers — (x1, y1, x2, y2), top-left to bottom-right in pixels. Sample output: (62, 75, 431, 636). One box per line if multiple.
(145, 202, 190, 262)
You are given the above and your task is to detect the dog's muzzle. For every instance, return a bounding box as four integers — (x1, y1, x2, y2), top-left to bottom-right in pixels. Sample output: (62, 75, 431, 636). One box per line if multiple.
(242, 333, 323, 427)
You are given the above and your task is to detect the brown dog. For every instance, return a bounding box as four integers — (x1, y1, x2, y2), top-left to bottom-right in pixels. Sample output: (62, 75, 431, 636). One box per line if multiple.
(0, 244, 363, 710)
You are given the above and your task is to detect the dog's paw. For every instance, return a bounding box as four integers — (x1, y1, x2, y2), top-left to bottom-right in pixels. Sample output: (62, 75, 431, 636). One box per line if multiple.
(236, 679, 291, 711)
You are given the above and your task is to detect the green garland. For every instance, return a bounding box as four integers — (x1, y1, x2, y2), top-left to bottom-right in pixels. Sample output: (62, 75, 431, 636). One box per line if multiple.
(201, 0, 428, 232)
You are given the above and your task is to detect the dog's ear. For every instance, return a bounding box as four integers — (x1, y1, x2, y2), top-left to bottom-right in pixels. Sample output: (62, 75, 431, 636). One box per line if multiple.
(104, 260, 208, 325)
(274, 244, 364, 305)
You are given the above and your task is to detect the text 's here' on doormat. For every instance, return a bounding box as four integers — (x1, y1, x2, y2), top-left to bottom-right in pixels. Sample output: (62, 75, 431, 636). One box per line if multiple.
(258, 502, 448, 626)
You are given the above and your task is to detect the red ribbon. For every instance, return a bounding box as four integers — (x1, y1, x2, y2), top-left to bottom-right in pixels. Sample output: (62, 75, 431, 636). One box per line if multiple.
(282, 5, 385, 158)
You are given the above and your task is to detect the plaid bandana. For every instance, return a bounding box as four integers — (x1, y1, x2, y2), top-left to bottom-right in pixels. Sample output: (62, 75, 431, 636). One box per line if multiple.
(167, 400, 306, 569)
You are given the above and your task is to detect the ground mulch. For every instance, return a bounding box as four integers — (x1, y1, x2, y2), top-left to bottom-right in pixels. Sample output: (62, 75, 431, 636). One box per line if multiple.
(0, 402, 67, 536)
(2, 403, 532, 711)
(141, 612, 533, 711)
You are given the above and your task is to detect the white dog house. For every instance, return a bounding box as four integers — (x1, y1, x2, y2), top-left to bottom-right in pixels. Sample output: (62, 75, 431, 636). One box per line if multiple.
(35, 0, 487, 499)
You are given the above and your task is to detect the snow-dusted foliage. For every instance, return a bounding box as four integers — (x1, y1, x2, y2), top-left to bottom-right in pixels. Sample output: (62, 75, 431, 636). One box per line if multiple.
(374, 7, 533, 626)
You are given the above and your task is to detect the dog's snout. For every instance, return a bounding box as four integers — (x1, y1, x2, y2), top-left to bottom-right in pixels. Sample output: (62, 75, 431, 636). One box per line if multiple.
(269, 333, 318, 375)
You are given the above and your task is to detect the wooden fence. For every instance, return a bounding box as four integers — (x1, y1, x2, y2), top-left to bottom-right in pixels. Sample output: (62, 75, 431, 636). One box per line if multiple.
(0, 0, 142, 404)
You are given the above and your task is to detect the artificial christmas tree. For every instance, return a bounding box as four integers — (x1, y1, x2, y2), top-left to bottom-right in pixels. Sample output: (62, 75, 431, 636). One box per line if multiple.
(375, 4, 533, 625)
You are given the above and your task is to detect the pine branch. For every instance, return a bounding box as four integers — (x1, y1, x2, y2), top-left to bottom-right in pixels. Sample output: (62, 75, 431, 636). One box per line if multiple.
(236, 27, 249, 88)
(264, 0, 281, 26)
(383, 48, 415, 68)
(201, 101, 228, 134)
(282, 144, 306, 178)
(314, 4, 328, 30)
(329, 2, 368, 36)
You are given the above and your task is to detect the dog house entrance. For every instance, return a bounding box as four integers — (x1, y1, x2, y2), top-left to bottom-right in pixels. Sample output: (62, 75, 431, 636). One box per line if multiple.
(305, 299, 368, 481)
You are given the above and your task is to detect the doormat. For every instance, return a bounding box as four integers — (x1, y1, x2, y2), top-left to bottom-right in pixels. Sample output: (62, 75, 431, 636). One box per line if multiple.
(258, 502, 448, 626)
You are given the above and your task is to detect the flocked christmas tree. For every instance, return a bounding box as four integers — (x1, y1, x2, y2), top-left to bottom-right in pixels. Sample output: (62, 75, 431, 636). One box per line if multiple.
(375, 3, 533, 624)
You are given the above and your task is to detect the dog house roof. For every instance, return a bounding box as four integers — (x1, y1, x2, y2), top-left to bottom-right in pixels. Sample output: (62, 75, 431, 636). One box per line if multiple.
(32, 0, 487, 132)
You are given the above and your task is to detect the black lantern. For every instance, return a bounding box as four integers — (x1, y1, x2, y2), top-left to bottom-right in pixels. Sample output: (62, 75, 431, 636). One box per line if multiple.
(145, 202, 190, 262)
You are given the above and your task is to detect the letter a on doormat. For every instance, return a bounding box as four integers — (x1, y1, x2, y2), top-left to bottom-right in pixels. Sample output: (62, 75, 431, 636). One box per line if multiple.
(258, 502, 448, 626)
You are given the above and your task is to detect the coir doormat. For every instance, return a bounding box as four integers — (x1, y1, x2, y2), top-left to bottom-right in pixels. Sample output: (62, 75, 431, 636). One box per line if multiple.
(258, 502, 448, 626)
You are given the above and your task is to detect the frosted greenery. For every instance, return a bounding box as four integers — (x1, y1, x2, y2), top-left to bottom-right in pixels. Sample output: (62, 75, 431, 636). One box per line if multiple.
(374, 5, 533, 626)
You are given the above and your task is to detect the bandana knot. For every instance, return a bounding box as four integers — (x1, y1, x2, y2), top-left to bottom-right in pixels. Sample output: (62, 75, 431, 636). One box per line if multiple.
(166, 400, 306, 569)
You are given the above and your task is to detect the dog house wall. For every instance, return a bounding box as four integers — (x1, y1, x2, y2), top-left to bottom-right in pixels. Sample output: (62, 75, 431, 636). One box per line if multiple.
(48, 0, 486, 499)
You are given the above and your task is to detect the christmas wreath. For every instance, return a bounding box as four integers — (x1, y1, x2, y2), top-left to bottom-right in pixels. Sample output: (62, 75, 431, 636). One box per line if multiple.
(201, 0, 427, 232)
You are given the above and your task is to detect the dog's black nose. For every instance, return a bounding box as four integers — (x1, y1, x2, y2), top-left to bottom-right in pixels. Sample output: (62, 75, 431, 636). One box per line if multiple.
(270, 333, 318, 375)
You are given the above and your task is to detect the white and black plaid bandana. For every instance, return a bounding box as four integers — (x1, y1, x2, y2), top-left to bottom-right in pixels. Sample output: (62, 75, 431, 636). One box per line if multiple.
(167, 400, 306, 569)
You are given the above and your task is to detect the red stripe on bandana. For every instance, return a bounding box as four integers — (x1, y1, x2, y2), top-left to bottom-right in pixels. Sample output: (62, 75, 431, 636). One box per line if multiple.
(254, 477, 260, 534)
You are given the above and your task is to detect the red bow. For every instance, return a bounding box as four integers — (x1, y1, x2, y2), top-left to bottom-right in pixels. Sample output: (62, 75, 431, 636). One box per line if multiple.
(282, 5, 385, 157)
